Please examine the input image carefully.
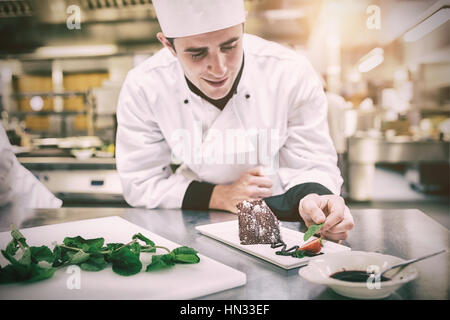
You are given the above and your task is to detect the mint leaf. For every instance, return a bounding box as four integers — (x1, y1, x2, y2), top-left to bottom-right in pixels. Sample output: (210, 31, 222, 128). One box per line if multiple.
(128, 241, 141, 258)
(80, 253, 108, 272)
(2, 249, 23, 267)
(63, 236, 105, 253)
(110, 247, 142, 276)
(132, 233, 155, 247)
(24, 264, 57, 283)
(5, 239, 19, 256)
(2, 245, 32, 267)
(11, 227, 28, 248)
(172, 246, 197, 255)
(103, 243, 124, 261)
(174, 254, 200, 264)
(52, 245, 71, 267)
(0, 255, 56, 284)
(103, 243, 124, 251)
(172, 246, 200, 264)
(0, 264, 29, 284)
(30, 246, 54, 264)
(67, 251, 90, 265)
(303, 223, 324, 241)
(18, 248, 32, 266)
(146, 253, 175, 272)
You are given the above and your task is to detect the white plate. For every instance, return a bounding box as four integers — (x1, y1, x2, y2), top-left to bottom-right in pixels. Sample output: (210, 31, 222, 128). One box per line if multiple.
(298, 251, 419, 299)
(195, 220, 351, 269)
(70, 149, 94, 160)
(0, 216, 246, 300)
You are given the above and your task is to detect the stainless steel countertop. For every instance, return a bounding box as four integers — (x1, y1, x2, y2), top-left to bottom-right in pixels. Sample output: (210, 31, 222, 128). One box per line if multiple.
(0, 204, 448, 300)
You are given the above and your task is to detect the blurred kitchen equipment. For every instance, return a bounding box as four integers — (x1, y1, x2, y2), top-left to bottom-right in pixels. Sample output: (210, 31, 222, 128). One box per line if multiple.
(18, 156, 123, 203)
(347, 135, 450, 201)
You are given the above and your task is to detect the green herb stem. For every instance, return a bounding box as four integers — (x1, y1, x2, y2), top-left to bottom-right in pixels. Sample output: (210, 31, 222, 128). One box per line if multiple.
(110, 239, 138, 253)
(153, 246, 171, 253)
(56, 244, 84, 252)
(140, 245, 171, 253)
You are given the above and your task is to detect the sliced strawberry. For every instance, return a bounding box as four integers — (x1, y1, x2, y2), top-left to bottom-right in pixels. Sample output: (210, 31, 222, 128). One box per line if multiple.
(298, 238, 322, 254)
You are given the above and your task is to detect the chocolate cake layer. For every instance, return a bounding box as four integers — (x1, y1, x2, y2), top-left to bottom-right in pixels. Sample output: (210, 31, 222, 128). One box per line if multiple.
(237, 199, 282, 245)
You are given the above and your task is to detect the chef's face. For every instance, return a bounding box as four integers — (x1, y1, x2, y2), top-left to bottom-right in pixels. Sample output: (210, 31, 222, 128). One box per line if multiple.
(157, 24, 244, 100)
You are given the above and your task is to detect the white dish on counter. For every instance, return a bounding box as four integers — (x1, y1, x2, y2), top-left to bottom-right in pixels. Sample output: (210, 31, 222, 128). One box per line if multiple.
(58, 136, 103, 149)
(195, 219, 350, 269)
(70, 148, 94, 160)
(298, 251, 419, 299)
(95, 150, 114, 158)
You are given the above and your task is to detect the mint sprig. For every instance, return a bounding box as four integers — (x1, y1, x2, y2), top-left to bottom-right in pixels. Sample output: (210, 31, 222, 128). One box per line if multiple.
(303, 223, 324, 241)
(0, 225, 200, 284)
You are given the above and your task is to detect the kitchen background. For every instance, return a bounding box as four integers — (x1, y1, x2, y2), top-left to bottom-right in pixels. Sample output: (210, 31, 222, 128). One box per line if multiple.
(0, 0, 448, 228)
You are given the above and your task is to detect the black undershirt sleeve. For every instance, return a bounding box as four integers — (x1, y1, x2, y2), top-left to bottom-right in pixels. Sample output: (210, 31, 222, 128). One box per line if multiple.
(264, 183, 334, 222)
(181, 180, 216, 210)
(181, 180, 333, 217)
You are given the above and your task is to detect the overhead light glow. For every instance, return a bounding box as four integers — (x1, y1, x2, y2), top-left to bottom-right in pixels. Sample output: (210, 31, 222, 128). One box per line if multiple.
(403, 8, 450, 42)
(30, 96, 44, 111)
(358, 48, 384, 73)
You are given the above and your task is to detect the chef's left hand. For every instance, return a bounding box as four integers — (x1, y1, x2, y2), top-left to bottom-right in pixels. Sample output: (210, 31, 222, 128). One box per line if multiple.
(298, 193, 354, 241)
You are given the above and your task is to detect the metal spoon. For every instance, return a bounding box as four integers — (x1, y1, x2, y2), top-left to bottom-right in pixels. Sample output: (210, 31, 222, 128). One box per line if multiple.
(380, 249, 447, 278)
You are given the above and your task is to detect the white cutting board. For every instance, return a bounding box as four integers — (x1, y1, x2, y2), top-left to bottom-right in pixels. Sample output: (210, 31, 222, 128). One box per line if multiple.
(196, 220, 351, 269)
(0, 216, 246, 300)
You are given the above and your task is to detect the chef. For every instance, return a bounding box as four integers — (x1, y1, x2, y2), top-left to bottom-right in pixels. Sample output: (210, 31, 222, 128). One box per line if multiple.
(116, 0, 354, 241)
(0, 123, 62, 208)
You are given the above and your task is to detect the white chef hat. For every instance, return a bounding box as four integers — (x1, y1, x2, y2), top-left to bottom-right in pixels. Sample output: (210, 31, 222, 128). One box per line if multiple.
(152, 0, 246, 38)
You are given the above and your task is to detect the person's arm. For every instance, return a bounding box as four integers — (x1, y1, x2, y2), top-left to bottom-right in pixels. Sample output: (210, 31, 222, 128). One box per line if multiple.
(262, 181, 354, 241)
(277, 55, 343, 200)
(264, 182, 332, 221)
(263, 57, 354, 240)
(181, 180, 216, 210)
(0, 124, 62, 208)
(208, 167, 273, 213)
(116, 71, 193, 209)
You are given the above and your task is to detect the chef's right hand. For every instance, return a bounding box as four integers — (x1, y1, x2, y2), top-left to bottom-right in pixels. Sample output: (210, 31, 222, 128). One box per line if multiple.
(209, 166, 273, 213)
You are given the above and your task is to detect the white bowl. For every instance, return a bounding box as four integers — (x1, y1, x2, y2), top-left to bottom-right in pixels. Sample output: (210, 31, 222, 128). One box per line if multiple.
(299, 251, 418, 299)
(70, 149, 94, 160)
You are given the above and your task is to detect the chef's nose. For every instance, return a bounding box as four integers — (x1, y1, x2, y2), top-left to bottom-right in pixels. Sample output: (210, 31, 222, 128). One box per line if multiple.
(207, 53, 227, 78)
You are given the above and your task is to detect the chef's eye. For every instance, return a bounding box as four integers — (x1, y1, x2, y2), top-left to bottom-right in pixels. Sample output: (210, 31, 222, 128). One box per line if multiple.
(221, 45, 237, 53)
(191, 51, 207, 60)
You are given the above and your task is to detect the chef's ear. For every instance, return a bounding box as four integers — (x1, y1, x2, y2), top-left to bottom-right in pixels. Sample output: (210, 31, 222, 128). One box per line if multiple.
(157, 32, 177, 57)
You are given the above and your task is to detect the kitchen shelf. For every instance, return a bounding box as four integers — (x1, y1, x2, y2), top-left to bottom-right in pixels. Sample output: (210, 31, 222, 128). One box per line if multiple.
(11, 91, 92, 105)
(11, 91, 89, 98)
(8, 111, 88, 116)
(8, 90, 95, 137)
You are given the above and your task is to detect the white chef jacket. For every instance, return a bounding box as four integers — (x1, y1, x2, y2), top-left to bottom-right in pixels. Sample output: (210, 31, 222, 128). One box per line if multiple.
(326, 92, 349, 154)
(0, 124, 62, 208)
(116, 33, 342, 209)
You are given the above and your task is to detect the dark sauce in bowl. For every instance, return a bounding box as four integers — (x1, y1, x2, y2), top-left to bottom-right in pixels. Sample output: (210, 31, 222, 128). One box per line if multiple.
(330, 270, 391, 283)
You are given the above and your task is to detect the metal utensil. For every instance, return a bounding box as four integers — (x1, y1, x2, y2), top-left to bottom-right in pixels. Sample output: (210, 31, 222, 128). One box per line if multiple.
(381, 249, 447, 278)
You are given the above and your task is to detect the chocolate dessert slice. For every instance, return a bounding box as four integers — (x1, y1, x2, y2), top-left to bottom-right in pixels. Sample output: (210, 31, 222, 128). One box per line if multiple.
(237, 199, 282, 245)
